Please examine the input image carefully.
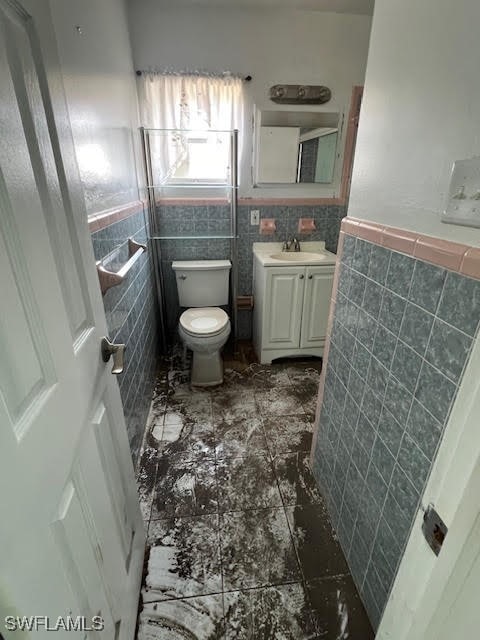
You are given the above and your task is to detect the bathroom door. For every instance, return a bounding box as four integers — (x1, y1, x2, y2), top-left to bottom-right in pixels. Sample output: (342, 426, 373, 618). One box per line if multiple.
(0, 2, 144, 639)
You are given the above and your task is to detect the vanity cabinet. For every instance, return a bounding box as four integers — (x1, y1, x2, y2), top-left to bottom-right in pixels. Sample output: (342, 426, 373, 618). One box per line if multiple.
(253, 262, 334, 364)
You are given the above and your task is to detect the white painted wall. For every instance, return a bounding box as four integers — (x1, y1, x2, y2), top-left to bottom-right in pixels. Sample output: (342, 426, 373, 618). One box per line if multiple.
(349, 0, 480, 245)
(49, 0, 140, 215)
(126, 2, 372, 198)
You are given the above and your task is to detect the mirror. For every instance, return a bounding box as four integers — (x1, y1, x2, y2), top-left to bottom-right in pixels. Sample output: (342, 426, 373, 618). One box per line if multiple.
(254, 109, 340, 185)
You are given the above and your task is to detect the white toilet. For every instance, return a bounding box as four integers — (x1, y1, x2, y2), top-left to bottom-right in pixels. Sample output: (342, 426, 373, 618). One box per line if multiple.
(172, 259, 232, 387)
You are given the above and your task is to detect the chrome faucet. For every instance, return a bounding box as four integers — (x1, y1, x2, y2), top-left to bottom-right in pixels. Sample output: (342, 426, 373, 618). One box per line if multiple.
(282, 237, 301, 252)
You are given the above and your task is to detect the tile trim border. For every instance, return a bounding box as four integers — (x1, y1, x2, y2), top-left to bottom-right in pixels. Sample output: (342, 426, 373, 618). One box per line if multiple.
(342, 216, 480, 280)
(309, 215, 480, 467)
(88, 200, 146, 233)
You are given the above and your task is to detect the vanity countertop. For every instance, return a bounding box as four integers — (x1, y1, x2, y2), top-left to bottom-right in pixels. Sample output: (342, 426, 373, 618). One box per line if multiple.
(253, 241, 337, 267)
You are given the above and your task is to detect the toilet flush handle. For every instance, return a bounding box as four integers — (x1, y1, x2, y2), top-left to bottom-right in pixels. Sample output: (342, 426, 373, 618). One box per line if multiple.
(179, 275, 187, 280)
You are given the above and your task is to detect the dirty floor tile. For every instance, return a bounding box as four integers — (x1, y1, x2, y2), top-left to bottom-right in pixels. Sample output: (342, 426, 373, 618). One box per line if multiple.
(219, 507, 301, 591)
(224, 583, 317, 639)
(144, 514, 222, 601)
(136, 349, 372, 638)
(273, 452, 324, 506)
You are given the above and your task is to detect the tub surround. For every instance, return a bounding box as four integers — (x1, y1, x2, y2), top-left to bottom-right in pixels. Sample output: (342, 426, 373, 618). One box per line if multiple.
(310, 216, 480, 628)
(90, 201, 158, 466)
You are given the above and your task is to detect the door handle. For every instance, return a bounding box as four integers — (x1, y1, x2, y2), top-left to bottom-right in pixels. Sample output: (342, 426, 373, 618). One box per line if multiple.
(308, 275, 313, 279)
(299, 274, 304, 279)
(101, 337, 125, 374)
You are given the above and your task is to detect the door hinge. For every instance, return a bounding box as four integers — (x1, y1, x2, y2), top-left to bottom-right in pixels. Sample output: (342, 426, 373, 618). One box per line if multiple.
(422, 504, 448, 556)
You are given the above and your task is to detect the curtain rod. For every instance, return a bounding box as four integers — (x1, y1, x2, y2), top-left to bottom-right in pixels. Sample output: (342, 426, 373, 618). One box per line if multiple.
(135, 69, 252, 82)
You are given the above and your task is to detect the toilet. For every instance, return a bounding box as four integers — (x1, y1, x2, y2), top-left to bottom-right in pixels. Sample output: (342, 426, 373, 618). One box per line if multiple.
(172, 259, 231, 387)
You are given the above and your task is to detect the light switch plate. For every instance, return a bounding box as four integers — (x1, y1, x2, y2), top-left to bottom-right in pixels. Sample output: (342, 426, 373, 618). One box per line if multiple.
(442, 156, 480, 228)
(250, 209, 260, 225)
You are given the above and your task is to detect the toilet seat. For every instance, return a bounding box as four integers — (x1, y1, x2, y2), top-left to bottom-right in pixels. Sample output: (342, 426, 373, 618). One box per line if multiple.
(179, 307, 229, 337)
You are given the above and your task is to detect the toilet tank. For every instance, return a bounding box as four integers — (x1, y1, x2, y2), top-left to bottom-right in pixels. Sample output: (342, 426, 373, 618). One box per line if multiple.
(172, 260, 231, 307)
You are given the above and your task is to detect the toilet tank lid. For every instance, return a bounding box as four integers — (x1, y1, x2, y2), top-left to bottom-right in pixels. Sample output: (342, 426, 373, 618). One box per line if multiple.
(172, 260, 231, 271)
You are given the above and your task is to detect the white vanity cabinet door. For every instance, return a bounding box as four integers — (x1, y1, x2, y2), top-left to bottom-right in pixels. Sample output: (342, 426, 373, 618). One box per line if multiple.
(263, 266, 305, 349)
(300, 266, 334, 348)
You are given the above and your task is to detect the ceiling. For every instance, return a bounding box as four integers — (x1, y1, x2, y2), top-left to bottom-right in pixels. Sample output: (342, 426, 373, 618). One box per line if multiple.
(152, 0, 375, 16)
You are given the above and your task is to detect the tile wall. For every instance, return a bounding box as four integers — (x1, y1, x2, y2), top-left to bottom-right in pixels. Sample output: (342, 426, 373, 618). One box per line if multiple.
(156, 203, 346, 339)
(311, 233, 480, 629)
(91, 205, 159, 466)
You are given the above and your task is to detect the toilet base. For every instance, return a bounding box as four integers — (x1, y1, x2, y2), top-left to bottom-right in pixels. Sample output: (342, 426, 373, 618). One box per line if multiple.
(191, 350, 224, 387)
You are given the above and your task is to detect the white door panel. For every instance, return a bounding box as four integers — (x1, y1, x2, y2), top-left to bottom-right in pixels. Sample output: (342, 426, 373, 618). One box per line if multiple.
(2, 2, 92, 343)
(51, 480, 116, 636)
(91, 403, 135, 560)
(0, 2, 144, 639)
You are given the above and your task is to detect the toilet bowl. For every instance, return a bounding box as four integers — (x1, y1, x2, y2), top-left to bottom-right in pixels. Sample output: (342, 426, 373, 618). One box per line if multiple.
(172, 259, 232, 386)
(178, 307, 231, 386)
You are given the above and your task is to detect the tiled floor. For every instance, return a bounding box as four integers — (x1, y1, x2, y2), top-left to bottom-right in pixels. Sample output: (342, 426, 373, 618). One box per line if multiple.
(136, 347, 374, 639)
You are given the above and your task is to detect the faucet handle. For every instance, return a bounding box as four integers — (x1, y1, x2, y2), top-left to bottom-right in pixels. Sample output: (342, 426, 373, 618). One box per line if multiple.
(292, 237, 301, 252)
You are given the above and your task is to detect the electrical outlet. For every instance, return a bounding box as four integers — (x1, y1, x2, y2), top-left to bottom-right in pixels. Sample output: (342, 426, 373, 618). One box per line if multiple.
(250, 210, 260, 225)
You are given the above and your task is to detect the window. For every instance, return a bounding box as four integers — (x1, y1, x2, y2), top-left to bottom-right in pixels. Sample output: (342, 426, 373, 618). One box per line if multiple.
(137, 73, 244, 184)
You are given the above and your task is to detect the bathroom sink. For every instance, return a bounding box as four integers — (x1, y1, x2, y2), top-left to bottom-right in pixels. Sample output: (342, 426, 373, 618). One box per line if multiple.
(269, 251, 327, 262)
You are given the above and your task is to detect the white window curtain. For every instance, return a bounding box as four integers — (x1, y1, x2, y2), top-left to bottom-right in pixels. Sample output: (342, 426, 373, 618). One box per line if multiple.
(137, 73, 244, 183)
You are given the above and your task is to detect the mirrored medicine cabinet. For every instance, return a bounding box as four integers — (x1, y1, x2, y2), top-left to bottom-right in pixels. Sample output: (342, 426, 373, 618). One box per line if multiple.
(254, 108, 341, 186)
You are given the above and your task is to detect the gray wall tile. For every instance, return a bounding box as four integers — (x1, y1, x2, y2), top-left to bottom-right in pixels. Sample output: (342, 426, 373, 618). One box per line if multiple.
(383, 375, 413, 427)
(156, 202, 345, 334)
(356, 309, 378, 351)
(361, 387, 383, 429)
(406, 400, 442, 460)
(371, 436, 395, 485)
(352, 339, 371, 375)
(390, 341, 422, 392)
(437, 271, 480, 336)
(379, 290, 406, 333)
(386, 252, 414, 297)
(91, 209, 158, 466)
(426, 319, 472, 382)
(372, 326, 397, 369)
(355, 413, 376, 456)
(409, 261, 446, 313)
(368, 245, 391, 285)
(396, 434, 430, 491)
(415, 361, 456, 422)
(312, 233, 479, 630)
(349, 271, 367, 306)
(377, 407, 404, 457)
(399, 302, 434, 356)
(365, 463, 388, 506)
(353, 238, 372, 274)
(363, 279, 384, 318)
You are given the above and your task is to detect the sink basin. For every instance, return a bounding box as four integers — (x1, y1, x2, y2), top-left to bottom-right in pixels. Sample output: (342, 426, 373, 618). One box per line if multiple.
(269, 252, 327, 262)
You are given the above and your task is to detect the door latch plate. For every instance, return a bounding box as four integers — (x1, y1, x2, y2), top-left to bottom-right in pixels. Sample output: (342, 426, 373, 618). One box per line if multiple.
(422, 504, 448, 556)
